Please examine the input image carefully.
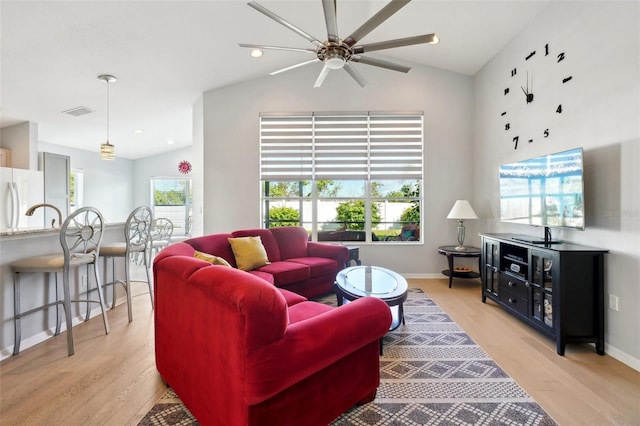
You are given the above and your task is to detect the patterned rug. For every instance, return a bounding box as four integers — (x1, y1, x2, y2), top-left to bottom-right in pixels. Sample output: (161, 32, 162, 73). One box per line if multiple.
(139, 288, 556, 425)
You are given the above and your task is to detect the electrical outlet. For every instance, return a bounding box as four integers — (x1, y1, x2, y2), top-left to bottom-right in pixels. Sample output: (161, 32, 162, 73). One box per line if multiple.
(609, 294, 619, 311)
(81, 275, 88, 289)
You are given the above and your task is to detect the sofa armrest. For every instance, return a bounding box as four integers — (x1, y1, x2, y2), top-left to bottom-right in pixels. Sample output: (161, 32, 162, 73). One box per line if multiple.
(307, 242, 349, 267)
(246, 297, 392, 403)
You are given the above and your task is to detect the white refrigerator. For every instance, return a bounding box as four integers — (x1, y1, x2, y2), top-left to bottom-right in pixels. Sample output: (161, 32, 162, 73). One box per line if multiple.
(1, 167, 45, 230)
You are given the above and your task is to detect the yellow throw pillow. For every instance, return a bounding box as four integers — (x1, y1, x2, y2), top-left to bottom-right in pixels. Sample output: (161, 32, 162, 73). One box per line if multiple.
(227, 236, 270, 271)
(193, 250, 232, 267)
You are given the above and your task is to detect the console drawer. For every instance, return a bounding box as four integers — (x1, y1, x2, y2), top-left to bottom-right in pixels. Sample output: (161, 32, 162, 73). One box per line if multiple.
(499, 290, 527, 316)
(499, 273, 528, 298)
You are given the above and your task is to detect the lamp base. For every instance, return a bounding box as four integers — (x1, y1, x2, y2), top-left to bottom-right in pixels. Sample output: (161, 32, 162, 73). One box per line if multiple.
(454, 245, 468, 251)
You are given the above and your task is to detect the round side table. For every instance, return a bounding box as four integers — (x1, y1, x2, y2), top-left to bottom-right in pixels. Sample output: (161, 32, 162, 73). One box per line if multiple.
(437, 245, 481, 288)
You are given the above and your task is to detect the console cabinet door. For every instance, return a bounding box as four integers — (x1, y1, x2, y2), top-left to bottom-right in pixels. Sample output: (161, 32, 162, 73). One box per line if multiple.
(529, 250, 556, 332)
(482, 238, 500, 300)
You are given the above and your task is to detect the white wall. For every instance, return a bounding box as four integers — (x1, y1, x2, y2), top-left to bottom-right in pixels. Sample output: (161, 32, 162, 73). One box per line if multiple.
(38, 142, 134, 222)
(132, 146, 193, 207)
(200, 58, 475, 276)
(473, 1, 639, 368)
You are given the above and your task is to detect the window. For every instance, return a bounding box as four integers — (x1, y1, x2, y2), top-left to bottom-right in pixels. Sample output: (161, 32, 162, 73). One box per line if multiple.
(260, 112, 423, 243)
(150, 178, 193, 237)
(69, 169, 84, 213)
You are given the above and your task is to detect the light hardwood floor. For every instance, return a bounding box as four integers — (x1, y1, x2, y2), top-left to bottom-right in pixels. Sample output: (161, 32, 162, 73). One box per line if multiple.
(1, 277, 638, 425)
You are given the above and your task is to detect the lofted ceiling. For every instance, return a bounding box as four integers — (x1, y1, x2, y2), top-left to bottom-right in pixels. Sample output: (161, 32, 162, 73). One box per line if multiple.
(1, 0, 550, 159)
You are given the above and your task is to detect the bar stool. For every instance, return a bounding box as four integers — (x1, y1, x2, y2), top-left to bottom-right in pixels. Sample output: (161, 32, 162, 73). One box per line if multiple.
(11, 207, 110, 356)
(99, 206, 153, 322)
(149, 217, 173, 259)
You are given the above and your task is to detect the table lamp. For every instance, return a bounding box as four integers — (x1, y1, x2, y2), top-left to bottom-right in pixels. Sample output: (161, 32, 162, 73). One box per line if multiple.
(447, 200, 478, 250)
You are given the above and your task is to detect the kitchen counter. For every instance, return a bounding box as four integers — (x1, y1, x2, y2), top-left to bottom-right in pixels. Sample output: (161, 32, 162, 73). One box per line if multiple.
(0, 222, 126, 359)
(0, 222, 125, 240)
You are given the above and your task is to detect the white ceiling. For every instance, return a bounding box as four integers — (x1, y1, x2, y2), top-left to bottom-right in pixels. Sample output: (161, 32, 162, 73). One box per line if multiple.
(1, 0, 550, 159)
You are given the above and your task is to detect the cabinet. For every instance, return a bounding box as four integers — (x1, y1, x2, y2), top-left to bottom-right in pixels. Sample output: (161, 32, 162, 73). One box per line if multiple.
(480, 233, 608, 356)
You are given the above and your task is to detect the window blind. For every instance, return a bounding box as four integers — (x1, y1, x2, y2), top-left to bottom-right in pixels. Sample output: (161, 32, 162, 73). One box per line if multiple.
(260, 112, 423, 181)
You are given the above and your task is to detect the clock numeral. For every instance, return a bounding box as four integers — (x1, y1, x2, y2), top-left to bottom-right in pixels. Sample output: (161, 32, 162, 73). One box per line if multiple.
(525, 51, 536, 60)
(562, 76, 573, 84)
(500, 112, 507, 116)
(557, 52, 566, 63)
(513, 136, 519, 150)
(528, 139, 534, 144)
(556, 104, 563, 114)
(511, 68, 517, 77)
(545, 43, 550, 56)
(504, 88, 510, 95)
(505, 123, 510, 131)
(544, 129, 550, 138)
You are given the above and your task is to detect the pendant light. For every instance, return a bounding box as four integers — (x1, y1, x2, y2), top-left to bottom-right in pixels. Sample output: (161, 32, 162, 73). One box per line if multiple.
(98, 74, 117, 160)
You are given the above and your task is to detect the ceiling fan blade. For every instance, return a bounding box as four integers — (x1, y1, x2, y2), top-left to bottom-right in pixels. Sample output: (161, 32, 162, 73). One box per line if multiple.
(344, 0, 411, 47)
(343, 63, 368, 87)
(314, 64, 330, 88)
(270, 59, 320, 76)
(239, 43, 317, 54)
(322, 0, 339, 43)
(352, 33, 439, 54)
(350, 55, 411, 73)
(248, 1, 323, 46)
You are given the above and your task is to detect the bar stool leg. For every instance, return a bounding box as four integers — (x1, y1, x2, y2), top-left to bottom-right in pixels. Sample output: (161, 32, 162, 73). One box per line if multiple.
(61, 269, 75, 356)
(124, 257, 133, 322)
(92, 261, 110, 334)
(13, 272, 22, 355)
(143, 249, 153, 307)
(54, 273, 62, 335)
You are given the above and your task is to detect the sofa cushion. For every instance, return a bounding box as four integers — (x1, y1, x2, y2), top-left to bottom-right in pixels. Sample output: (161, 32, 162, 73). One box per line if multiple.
(228, 236, 271, 271)
(232, 229, 282, 261)
(256, 261, 310, 286)
(287, 300, 334, 324)
(193, 250, 232, 267)
(286, 257, 338, 278)
(269, 226, 309, 259)
(247, 270, 275, 284)
(278, 288, 307, 307)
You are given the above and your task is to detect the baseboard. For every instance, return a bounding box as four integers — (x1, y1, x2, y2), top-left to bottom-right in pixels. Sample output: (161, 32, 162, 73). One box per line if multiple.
(605, 343, 640, 372)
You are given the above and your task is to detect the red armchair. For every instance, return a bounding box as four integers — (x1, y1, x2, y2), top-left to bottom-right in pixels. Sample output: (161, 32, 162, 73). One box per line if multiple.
(153, 246, 392, 425)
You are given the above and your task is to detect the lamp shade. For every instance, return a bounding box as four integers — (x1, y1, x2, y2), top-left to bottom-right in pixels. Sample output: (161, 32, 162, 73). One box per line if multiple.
(447, 200, 478, 220)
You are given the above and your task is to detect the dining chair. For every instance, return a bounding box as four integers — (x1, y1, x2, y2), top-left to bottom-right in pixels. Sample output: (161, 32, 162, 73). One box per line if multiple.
(99, 206, 153, 322)
(11, 207, 109, 356)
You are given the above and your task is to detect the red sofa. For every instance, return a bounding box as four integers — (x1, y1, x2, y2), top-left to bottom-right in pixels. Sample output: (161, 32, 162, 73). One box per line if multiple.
(153, 240, 392, 425)
(183, 226, 349, 298)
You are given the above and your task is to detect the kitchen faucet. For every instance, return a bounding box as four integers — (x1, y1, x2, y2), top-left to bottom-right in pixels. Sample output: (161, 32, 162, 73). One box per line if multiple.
(25, 203, 63, 228)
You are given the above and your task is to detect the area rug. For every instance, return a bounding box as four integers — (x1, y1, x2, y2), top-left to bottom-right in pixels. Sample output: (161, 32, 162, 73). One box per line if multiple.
(138, 288, 556, 425)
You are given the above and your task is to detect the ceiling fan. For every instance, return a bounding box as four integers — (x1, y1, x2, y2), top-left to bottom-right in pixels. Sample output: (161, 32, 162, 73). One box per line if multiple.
(239, 0, 439, 88)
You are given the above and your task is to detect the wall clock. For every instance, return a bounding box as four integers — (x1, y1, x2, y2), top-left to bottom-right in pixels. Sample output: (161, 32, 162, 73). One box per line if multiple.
(501, 43, 573, 150)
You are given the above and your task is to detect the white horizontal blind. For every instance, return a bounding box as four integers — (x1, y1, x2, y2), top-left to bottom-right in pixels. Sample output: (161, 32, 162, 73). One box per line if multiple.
(260, 112, 423, 181)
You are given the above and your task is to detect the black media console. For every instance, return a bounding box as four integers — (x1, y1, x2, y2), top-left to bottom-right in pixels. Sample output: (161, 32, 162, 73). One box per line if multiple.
(480, 233, 608, 356)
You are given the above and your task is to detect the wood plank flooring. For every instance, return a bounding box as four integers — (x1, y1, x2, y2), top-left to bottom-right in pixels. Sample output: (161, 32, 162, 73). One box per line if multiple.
(1, 277, 638, 425)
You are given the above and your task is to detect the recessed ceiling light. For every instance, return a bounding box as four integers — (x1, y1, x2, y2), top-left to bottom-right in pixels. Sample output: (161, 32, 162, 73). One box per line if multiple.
(251, 49, 263, 58)
(167, 140, 175, 145)
(133, 129, 144, 134)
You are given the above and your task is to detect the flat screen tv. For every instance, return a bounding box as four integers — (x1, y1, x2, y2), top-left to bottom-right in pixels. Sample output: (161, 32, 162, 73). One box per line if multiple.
(499, 147, 585, 242)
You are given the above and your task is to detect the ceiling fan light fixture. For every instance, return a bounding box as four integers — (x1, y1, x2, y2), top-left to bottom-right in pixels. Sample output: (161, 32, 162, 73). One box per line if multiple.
(325, 50, 346, 69)
(250, 49, 263, 58)
(429, 34, 440, 44)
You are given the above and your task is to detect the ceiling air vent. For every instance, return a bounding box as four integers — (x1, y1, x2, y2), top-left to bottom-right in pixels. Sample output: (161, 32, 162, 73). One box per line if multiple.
(62, 106, 94, 117)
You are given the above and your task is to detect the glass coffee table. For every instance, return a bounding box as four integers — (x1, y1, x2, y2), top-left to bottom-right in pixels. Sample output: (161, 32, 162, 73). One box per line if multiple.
(334, 265, 408, 330)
